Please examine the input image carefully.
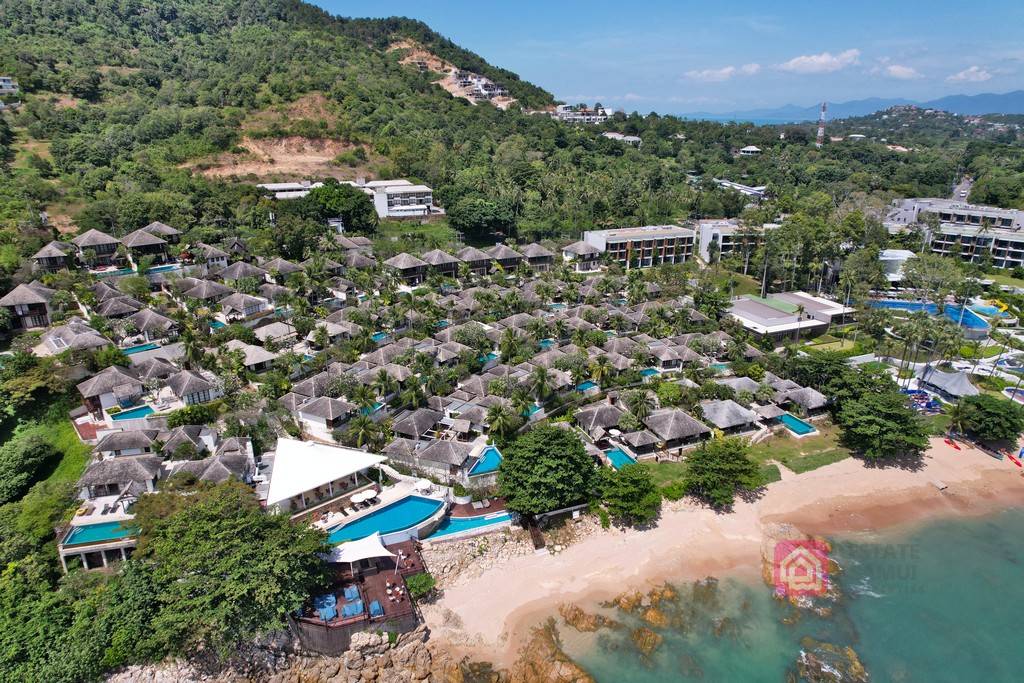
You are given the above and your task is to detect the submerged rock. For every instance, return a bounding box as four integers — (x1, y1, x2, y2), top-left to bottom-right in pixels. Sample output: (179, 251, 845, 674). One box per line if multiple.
(508, 619, 595, 683)
(678, 653, 704, 679)
(630, 627, 663, 657)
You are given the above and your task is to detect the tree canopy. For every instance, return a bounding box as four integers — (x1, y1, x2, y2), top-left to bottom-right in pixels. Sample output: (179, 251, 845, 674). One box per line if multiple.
(683, 436, 762, 508)
(498, 425, 597, 516)
(959, 394, 1024, 444)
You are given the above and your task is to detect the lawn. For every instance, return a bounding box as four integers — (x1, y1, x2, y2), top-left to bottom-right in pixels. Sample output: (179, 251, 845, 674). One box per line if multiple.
(804, 339, 858, 353)
(644, 457, 781, 490)
(919, 412, 951, 436)
(985, 271, 1024, 291)
(748, 422, 852, 474)
(376, 218, 455, 245)
(42, 418, 91, 484)
(0, 393, 93, 486)
(715, 271, 761, 297)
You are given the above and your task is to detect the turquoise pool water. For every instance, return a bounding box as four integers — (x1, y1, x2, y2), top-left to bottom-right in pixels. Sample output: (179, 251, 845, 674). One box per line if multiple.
(780, 412, 816, 435)
(522, 404, 543, 417)
(549, 303, 567, 310)
(470, 445, 503, 476)
(359, 401, 384, 416)
(870, 299, 990, 330)
(147, 264, 181, 274)
(123, 342, 160, 355)
(539, 338, 556, 349)
(427, 511, 513, 539)
(434, 320, 450, 329)
(326, 495, 444, 544)
(209, 320, 226, 330)
(64, 520, 137, 545)
(478, 351, 499, 363)
(605, 447, 637, 469)
(640, 367, 659, 378)
(96, 267, 134, 278)
(371, 331, 388, 343)
(112, 405, 154, 421)
(709, 362, 730, 373)
(577, 380, 598, 391)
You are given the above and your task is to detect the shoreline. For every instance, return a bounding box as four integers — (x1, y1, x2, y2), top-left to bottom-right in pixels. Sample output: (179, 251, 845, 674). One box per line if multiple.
(422, 437, 1024, 668)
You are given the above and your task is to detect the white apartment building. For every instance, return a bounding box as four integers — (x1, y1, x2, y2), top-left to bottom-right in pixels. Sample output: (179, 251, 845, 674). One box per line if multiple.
(0, 76, 18, 95)
(696, 219, 776, 263)
(355, 179, 442, 219)
(886, 198, 1024, 269)
(583, 225, 696, 269)
(553, 104, 611, 124)
(714, 178, 768, 201)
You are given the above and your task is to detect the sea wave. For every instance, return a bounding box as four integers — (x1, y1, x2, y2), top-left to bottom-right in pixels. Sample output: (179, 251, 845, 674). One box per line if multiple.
(849, 577, 885, 598)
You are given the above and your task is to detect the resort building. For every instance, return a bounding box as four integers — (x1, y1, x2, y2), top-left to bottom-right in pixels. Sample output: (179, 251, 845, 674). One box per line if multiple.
(263, 438, 387, 515)
(552, 104, 611, 124)
(728, 292, 853, 341)
(696, 219, 775, 263)
(0, 280, 55, 329)
(351, 180, 442, 220)
(0, 76, 18, 95)
(738, 145, 762, 156)
(384, 253, 429, 286)
(420, 249, 461, 279)
(519, 242, 556, 272)
(714, 178, 768, 201)
(31, 241, 75, 272)
(562, 241, 603, 273)
(256, 181, 324, 200)
(601, 131, 642, 146)
(582, 225, 696, 269)
(455, 246, 492, 276)
(71, 229, 122, 267)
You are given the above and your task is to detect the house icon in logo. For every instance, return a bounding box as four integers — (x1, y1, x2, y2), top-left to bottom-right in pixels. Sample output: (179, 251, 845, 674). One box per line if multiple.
(773, 540, 829, 596)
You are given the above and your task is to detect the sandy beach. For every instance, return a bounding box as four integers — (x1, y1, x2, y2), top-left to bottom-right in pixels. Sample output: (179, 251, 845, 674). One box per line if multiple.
(422, 438, 1024, 667)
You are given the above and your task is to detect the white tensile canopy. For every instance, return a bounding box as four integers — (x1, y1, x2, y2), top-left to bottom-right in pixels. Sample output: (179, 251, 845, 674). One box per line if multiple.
(321, 532, 397, 574)
(266, 437, 386, 508)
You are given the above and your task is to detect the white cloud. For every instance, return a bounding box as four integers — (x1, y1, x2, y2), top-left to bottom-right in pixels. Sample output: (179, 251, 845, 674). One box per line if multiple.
(685, 63, 761, 82)
(778, 49, 860, 74)
(947, 65, 993, 82)
(883, 64, 923, 80)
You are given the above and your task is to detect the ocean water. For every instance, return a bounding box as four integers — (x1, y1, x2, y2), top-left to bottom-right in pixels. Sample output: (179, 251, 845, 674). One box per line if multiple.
(559, 508, 1024, 682)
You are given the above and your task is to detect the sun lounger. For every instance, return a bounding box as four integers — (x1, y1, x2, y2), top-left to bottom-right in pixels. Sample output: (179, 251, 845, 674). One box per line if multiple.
(482, 498, 491, 508)
(343, 585, 360, 601)
(341, 600, 364, 618)
(318, 604, 337, 621)
(471, 500, 483, 510)
(369, 600, 384, 618)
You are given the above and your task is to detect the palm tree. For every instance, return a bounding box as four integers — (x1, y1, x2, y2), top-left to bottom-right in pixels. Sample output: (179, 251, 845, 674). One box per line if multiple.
(345, 415, 378, 449)
(486, 404, 516, 440)
(499, 328, 521, 361)
(373, 369, 398, 403)
(529, 365, 553, 402)
(589, 355, 612, 384)
(946, 401, 968, 438)
(352, 384, 377, 412)
(623, 389, 654, 421)
(793, 304, 806, 342)
(399, 383, 426, 409)
(181, 326, 205, 370)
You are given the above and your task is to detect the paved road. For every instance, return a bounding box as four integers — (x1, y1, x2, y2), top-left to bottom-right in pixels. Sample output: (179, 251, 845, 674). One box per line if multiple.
(952, 176, 973, 200)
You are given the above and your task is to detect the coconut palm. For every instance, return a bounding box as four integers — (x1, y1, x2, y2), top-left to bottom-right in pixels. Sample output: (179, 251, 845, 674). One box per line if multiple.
(351, 384, 377, 412)
(373, 369, 398, 403)
(499, 328, 521, 361)
(589, 355, 612, 384)
(345, 415, 378, 449)
(529, 365, 553, 402)
(623, 389, 654, 421)
(486, 404, 517, 440)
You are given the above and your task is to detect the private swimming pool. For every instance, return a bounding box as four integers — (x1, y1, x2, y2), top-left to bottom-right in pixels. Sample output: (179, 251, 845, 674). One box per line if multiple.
(576, 380, 598, 392)
(479, 352, 499, 363)
(122, 342, 160, 355)
(780, 412, 816, 436)
(371, 331, 389, 343)
(426, 511, 512, 539)
(605, 447, 637, 469)
(522, 404, 543, 417)
(63, 520, 137, 545)
(469, 445, 503, 476)
(640, 367, 660, 378)
(209, 320, 226, 330)
(326, 495, 444, 544)
(870, 300, 990, 331)
(709, 362, 730, 373)
(112, 405, 154, 421)
(359, 401, 384, 416)
(539, 338, 556, 349)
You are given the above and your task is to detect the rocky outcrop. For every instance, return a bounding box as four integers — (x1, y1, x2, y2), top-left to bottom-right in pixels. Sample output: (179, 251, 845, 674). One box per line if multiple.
(420, 530, 533, 588)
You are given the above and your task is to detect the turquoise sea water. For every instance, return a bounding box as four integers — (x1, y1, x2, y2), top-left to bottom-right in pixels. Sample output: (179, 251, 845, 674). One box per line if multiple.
(561, 508, 1024, 682)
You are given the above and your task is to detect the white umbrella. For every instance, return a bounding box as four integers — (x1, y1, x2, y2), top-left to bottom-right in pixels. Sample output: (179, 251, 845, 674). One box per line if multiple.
(413, 478, 433, 492)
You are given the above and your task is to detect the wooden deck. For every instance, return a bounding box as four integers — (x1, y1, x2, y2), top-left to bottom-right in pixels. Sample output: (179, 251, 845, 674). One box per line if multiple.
(295, 542, 423, 629)
(450, 497, 507, 518)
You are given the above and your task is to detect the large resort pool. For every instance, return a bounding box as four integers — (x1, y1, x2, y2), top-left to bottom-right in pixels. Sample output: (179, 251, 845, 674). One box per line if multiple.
(870, 300, 990, 331)
(426, 511, 512, 539)
(326, 495, 444, 544)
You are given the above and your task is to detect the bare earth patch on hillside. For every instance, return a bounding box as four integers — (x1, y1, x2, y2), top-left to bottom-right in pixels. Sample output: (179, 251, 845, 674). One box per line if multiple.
(241, 93, 339, 132)
(188, 136, 368, 179)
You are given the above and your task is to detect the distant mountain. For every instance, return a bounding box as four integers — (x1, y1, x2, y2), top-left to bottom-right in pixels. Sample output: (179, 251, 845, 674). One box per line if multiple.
(684, 91, 1024, 123)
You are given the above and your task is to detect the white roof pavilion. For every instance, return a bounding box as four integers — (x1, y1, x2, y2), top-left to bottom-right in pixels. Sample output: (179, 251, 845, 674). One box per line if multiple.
(322, 532, 396, 563)
(266, 438, 386, 508)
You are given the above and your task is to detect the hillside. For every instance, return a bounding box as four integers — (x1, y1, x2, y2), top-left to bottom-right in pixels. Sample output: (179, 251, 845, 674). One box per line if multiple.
(3, 0, 1024, 297)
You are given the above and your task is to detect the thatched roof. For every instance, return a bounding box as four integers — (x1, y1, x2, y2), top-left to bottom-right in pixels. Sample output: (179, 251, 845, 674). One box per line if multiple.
(455, 246, 490, 263)
(393, 408, 442, 439)
(0, 281, 55, 306)
(166, 369, 214, 397)
(699, 399, 759, 430)
(94, 430, 159, 453)
(643, 408, 710, 441)
(420, 249, 461, 266)
(384, 252, 428, 270)
(78, 454, 162, 487)
(77, 366, 141, 398)
(121, 229, 167, 248)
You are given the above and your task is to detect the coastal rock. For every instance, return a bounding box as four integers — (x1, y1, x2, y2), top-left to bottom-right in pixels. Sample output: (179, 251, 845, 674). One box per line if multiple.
(558, 603, 620, 632)
(641, 607, 669, 629)
(794, 637, 869, 683)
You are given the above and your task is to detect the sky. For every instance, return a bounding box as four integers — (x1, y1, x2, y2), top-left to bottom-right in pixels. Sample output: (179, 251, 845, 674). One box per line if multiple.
(315, 0, 1024, 114)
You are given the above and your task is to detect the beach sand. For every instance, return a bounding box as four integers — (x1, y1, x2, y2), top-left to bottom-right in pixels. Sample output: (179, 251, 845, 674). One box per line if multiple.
(422, 438, 1024, 667)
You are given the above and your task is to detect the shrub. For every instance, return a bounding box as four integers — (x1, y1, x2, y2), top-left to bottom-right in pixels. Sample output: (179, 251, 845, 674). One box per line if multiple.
(661, 481, 688, 501)
(405, 572, 436, 600)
